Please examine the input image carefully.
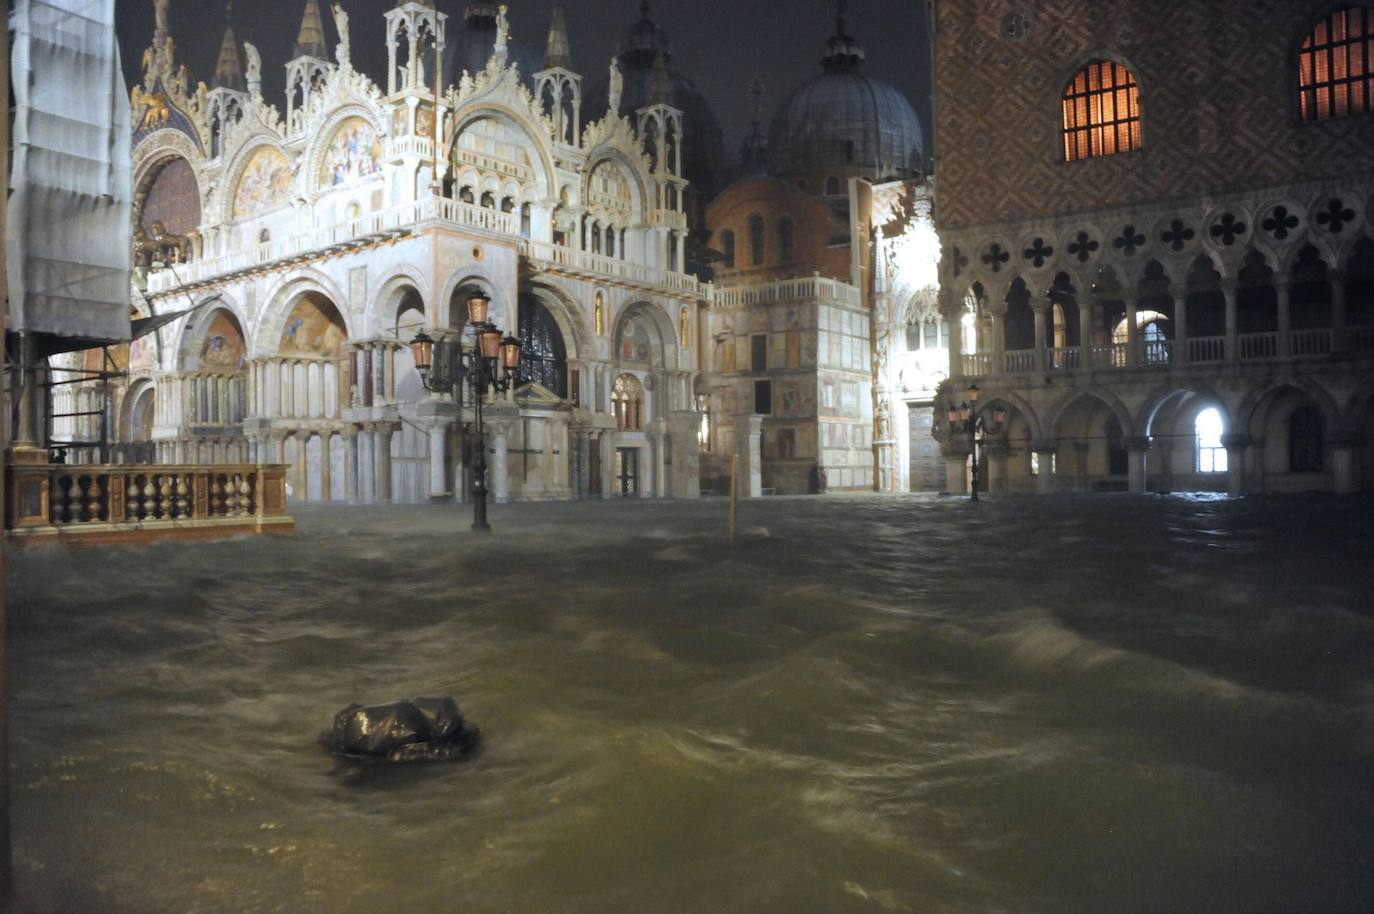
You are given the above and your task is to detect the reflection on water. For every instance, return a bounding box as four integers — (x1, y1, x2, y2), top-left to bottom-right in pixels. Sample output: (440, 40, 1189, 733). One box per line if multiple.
(7, 495, 1374, 913)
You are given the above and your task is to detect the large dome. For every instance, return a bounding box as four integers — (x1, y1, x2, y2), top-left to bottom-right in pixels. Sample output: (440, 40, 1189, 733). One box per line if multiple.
(768, 19, 924, 181)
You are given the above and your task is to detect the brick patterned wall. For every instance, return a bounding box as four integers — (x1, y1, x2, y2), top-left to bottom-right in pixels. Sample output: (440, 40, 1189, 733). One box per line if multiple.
(933, 0, 1374, 232)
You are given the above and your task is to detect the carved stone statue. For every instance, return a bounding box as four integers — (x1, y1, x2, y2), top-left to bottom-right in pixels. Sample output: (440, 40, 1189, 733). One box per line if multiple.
(494, 4, 510, 58)
(332, 3, 350, 66)
(154, 0, 170, 35)
(609, 56, 623, 113)
(244, 42, 261, 87)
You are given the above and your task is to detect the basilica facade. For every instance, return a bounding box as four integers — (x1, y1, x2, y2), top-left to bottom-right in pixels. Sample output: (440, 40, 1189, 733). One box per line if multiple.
(49, 0, 945, 505)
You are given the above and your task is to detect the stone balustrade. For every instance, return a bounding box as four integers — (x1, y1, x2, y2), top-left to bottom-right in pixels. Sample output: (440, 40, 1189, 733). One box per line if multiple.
(6, 462, 294, 546)
(711, 274, 863, 309)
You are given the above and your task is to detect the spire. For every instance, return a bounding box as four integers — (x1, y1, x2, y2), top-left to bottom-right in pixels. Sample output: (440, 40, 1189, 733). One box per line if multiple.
(212, 6, 246, 92)
(294, 0, 329, 60)
(748, 72, 765, 126)
(739, 72, 769, 176)
(822, 0, 865, 73)
(545, 0, 573, 70)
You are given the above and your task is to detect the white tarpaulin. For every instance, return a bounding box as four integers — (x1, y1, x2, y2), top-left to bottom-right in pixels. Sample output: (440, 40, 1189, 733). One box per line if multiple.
(6, 0, 131, 342)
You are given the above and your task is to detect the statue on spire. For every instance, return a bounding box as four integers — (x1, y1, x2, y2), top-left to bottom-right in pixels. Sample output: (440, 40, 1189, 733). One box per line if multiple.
(332, 3, 350, 67)
(609, 55, 623, 113)
(244, 41, 262, 95)
(155, 0, 170, 37)
(494, 4, 511, 63)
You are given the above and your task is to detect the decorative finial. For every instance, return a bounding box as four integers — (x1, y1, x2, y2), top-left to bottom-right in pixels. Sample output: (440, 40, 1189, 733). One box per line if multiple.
(748, 71, 765, 123)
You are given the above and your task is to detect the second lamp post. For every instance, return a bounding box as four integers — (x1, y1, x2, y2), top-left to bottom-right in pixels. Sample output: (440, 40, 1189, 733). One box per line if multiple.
(947, 383, 1007, 502)
(410, 293, 522, 532)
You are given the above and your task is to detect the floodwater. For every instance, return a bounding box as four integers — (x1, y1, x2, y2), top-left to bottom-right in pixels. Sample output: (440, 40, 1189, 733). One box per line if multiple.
(6, 494, 1374, 914)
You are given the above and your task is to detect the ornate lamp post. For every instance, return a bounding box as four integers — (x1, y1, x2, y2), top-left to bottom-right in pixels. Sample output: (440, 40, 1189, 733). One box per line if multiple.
(410, 294, 522, 532)
(946, 383, 1007, 502)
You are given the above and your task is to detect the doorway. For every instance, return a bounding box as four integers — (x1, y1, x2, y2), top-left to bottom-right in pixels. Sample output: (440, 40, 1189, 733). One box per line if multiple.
(615, 447, 639, 497)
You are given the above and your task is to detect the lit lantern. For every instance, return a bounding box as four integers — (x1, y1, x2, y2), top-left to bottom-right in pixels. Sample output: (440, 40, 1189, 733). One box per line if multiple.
(409, 329, 434, 376)
(480, 325, 503, 359)
(967, 383, 981, 403)
(500, 336, 522, 372)
(466, 294, 491, 326)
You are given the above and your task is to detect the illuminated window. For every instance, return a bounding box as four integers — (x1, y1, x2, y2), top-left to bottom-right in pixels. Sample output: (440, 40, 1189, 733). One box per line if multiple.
(613, 374, 644, 430)
(1061, 60, 1141, 162)
(1298, 7, 1374, 121)
(1195, 408, 1228, 473)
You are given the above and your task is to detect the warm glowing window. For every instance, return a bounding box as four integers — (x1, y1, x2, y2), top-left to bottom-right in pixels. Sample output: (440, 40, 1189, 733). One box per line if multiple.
(1061, 60, 1141, 162)
(613, 374, 645, 430)
(1298, 6, 1374, 121)
(1195, 408, 1228, 474)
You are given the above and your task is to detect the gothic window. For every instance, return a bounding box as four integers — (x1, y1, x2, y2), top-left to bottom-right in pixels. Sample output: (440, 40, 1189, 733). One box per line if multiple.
(480, 191, 496, 210)
(1289, 406, 1324, 471)
(721, 230, 736, 269)
(518, 295, 568, 398)
(613, 374, 645, 430)
(748, 214, 765, 266)
(777, 217, 795, 263)
(259, 229, 271, 245)
(1061, 60, 1141, 162)
(1195, 408, 1228, 473)
(1299, 7, 1374, 121)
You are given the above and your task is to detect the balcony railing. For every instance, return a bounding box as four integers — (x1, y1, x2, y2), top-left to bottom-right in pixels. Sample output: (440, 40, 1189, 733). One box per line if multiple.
(520, 239, 705, 296)
(1290, 328, 1332, 357)
(6, 463, 294, 545)
(1239, 332, 1278, 360)
(1004, 349, 1037, 373)
(1048, 346, 1080, 370)
(961, 352, 994, 375)
(146, 197, 516, 294)
(1143, 340, 1172, 365)
(1189, 336, 1225, 363)
(711, 274, 862, 309)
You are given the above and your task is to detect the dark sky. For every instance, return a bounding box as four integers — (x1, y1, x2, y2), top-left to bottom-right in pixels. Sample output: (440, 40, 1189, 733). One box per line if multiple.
(116, 0, 932, 162)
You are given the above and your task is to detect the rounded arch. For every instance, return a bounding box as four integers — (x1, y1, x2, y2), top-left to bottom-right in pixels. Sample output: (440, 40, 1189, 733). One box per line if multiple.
(220, 136, 297, 222)
(368, 267, 434, 338)
(448, 104, 558, 200)
(255, 270, 353, 357)
(1044, 386, 1136, 440)
(439, 266, 512, 332)
(119, 377, 157, 446)
(307, 106, 384, 193)
(612, 301, 679, 370)
(582, 149, 650, 217)
(1238, 377, 1345, 438)
(131, 127, 204, 191)
(522, 281, 585, 360)
(175, 298, 250, 372)
(1135, 383, 1232, 438)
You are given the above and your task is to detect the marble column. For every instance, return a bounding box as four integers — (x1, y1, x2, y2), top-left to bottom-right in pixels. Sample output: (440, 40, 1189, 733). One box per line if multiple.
(1171, 283, 1189, 365)
(1034, 445, 1058, 495)
(1125, 436, 1151, 495)
(734, 413, 763, 497)
(375, 424, 395, 504)
(1222, 432, 1251, 497)
(1276, 281, 1292, 358)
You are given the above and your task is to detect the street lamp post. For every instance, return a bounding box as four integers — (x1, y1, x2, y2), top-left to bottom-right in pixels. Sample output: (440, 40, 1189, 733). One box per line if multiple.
(410, 294, 522, 532)
(946, 383, 1007, 502)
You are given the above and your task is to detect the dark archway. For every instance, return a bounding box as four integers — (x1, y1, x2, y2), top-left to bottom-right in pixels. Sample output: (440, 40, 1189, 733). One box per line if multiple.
(518, 293, 568, 398)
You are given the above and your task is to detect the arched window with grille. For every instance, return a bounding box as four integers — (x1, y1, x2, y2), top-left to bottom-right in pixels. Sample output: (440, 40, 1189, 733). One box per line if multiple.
(1061, 59, 1141, 162)
(517, 294, 568, 398)
(1298, 6, 1374, 121)
(613, 374, 645, 430)
(748, 214, 766, 266)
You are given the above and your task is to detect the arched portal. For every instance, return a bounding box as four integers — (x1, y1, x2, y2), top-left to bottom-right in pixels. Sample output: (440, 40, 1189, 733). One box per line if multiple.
(517, 293, 568, 398)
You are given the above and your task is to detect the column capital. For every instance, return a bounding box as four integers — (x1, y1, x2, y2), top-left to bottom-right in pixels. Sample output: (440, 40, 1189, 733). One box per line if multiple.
(1221, 432, 1252, 450)
(1030, 439, 1059, 454)
(1124, 436, 1152, 453)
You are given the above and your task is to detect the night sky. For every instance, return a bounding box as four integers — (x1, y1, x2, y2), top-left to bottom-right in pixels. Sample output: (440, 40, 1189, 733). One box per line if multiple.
(115, 0, 932, 164)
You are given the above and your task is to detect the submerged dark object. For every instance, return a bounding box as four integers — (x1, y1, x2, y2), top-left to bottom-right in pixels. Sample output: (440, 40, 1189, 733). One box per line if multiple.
(325, 696, 480, 763)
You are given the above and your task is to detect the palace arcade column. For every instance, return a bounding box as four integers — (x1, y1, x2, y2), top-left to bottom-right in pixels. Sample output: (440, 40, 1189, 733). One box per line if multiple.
(1125, 436, 1151, 495)
(1222, 432, 1251, 497)
(1033, 442, 1058, 494)
(733, 413, 763, 498)
(668, 410, 702, 499)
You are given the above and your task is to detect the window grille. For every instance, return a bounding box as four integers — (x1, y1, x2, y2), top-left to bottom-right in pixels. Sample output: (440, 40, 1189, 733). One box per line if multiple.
(1061, 60, 1141, 162)
(1299, 6, 1374, 121)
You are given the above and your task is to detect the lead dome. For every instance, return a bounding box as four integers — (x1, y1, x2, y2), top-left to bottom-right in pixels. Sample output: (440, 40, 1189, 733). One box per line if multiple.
(768, 16, 925, 182)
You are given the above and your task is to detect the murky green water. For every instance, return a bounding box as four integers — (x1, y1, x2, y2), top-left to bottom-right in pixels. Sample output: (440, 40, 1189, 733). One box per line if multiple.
(7, 494, 1374, 913)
